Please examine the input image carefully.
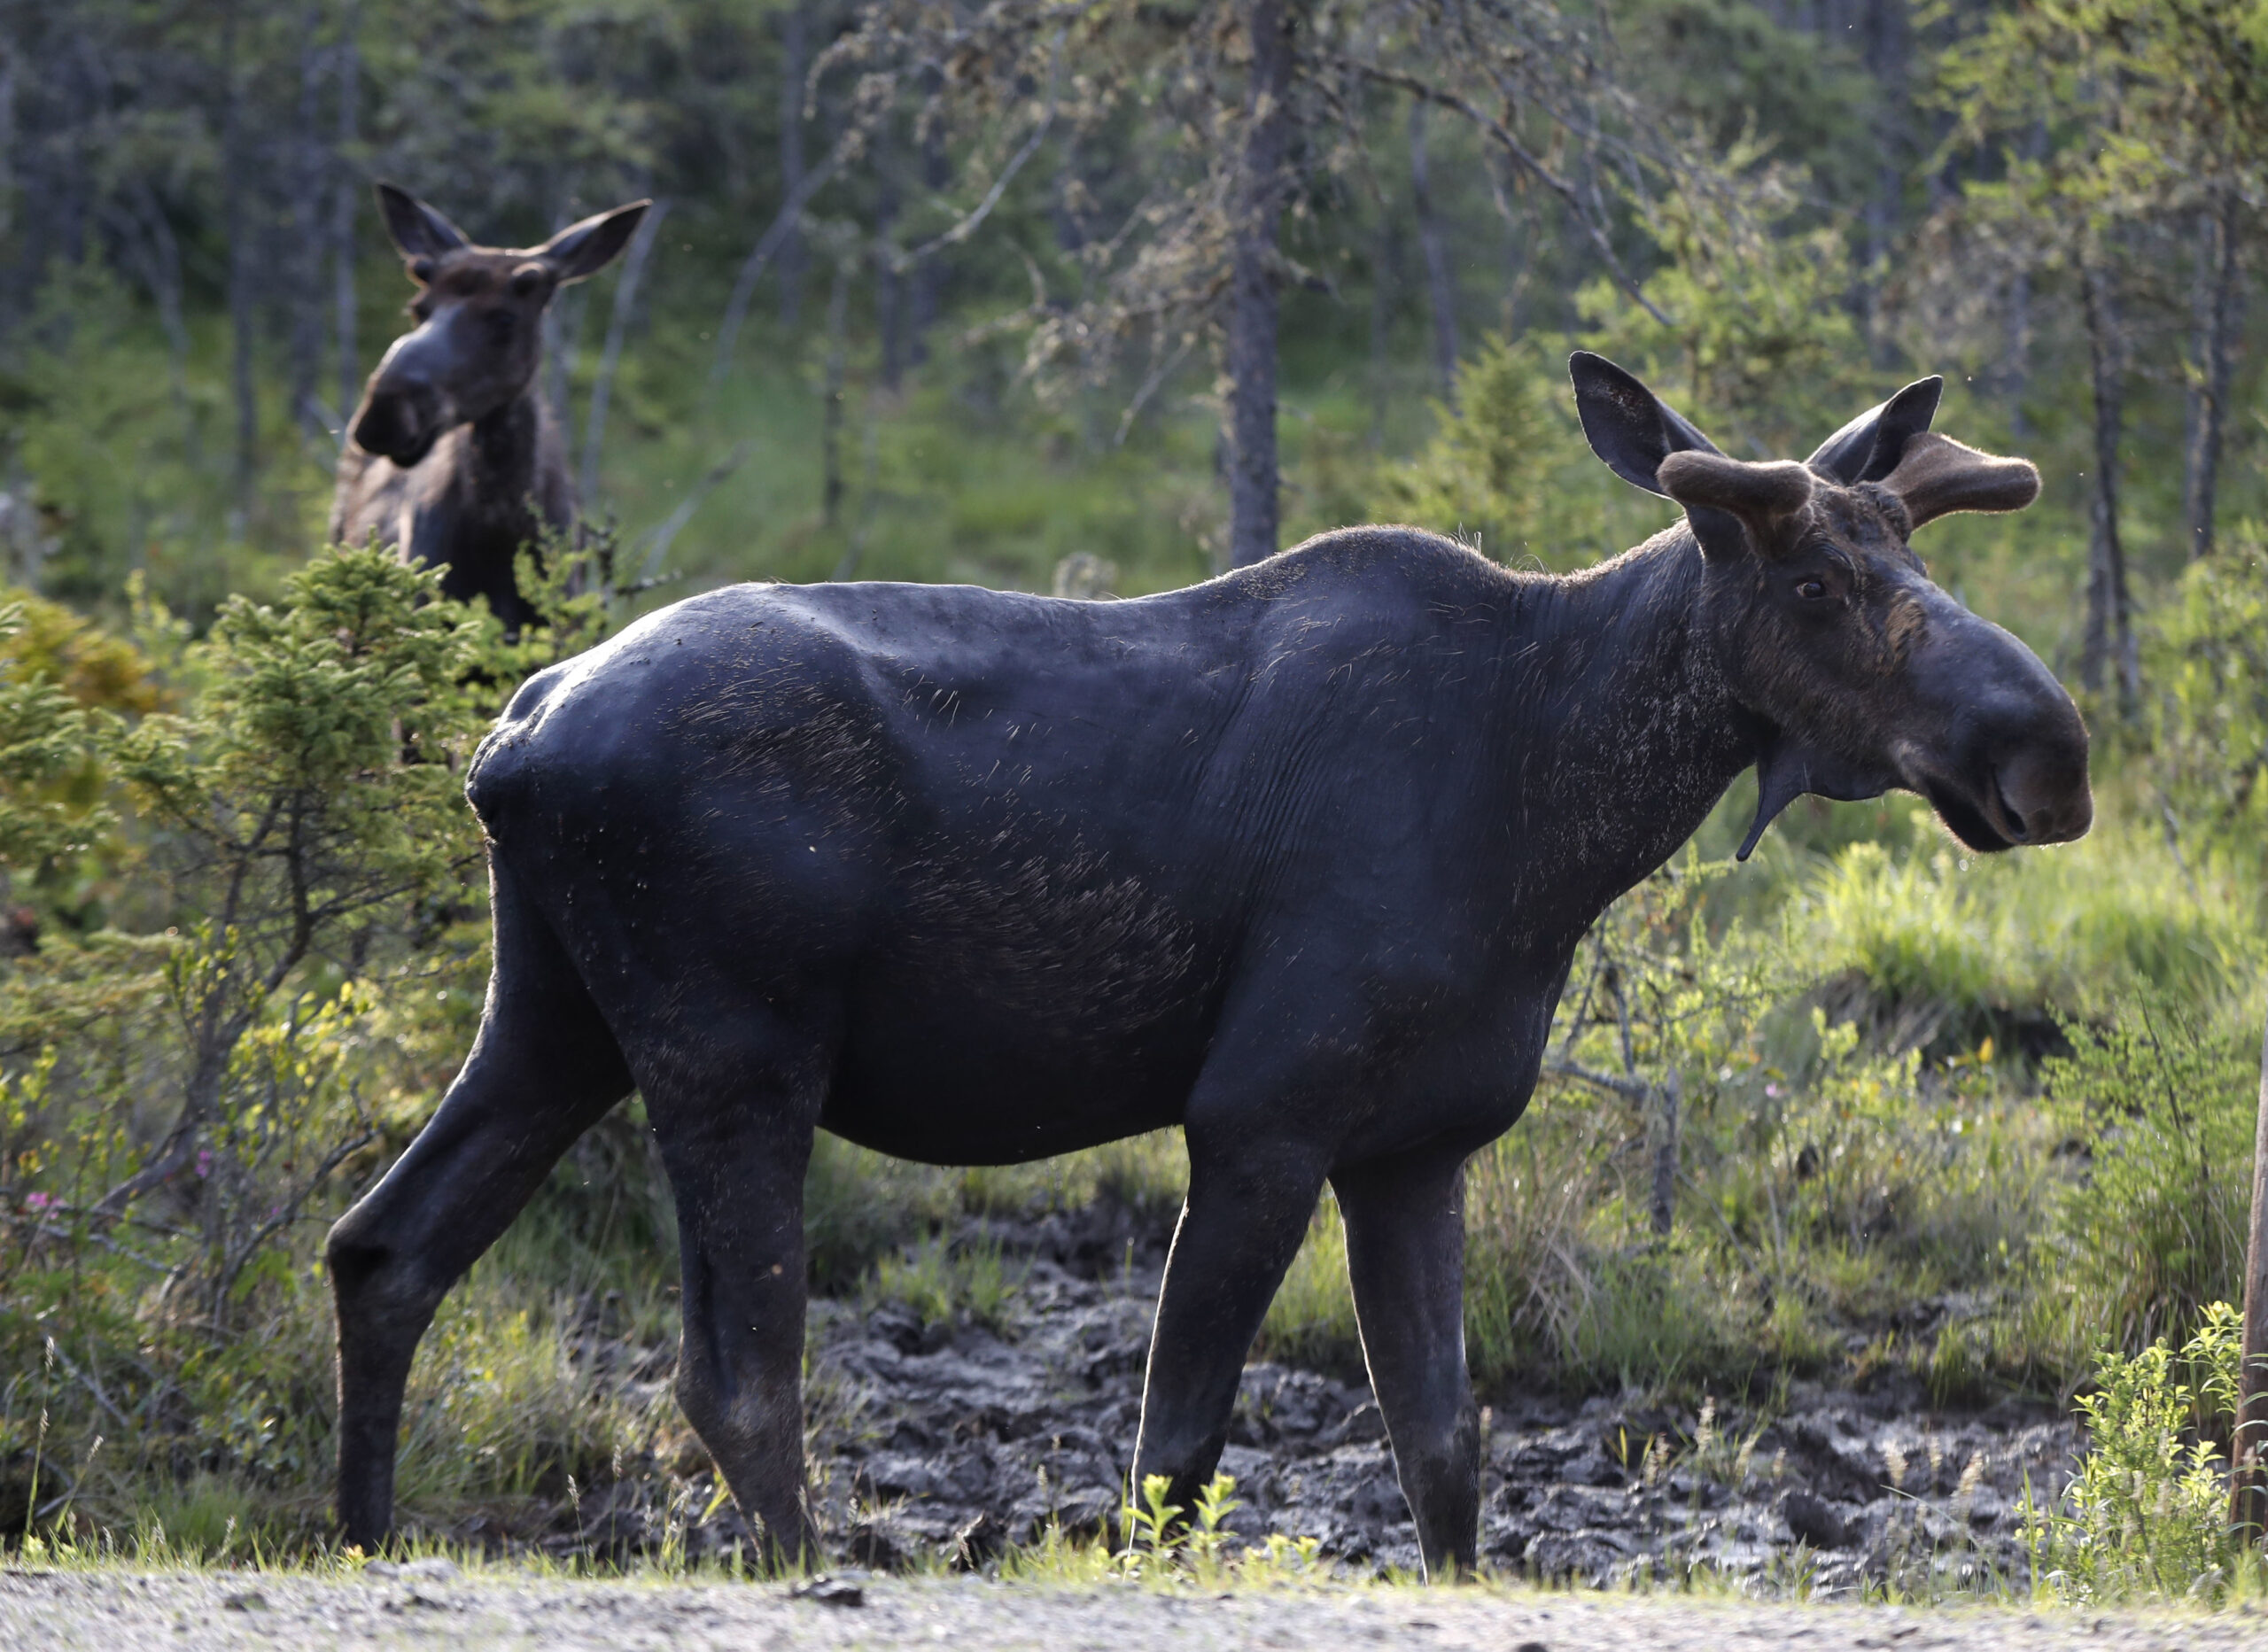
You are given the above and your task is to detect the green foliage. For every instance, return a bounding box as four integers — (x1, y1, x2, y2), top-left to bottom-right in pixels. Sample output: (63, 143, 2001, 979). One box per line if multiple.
(1798, 826, 2249, 1040)
(2036, 994, 2259, 1358)
(1579, 159, 1870, 459)
(1379, 334, 1644, 568)
(2150, 535, 2268, 850)
(862, 1235, 1022, 1336)
(2024, 1302, 2254, 1605)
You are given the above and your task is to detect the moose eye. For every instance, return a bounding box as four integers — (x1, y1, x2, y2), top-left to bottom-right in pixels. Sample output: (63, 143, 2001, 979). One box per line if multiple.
(1795, 578, 1829, 601)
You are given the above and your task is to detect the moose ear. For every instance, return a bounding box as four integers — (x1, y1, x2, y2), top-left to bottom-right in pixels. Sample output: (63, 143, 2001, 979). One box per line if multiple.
(1806, 376, 1944, 484)
(1882, 432, 2040, 529)
(1657, 452, 1814, 560)
(535, 200, 652, 283)
(1568, 352, 1724, 494)
(375, 183, 470, 261)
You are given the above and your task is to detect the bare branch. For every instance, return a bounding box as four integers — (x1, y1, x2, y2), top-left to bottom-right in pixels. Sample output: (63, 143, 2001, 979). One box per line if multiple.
(1317, 55, 1675, 327)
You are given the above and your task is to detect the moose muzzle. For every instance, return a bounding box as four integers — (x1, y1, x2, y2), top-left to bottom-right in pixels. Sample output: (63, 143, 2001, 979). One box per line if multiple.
(1895, 605, 2092, 853)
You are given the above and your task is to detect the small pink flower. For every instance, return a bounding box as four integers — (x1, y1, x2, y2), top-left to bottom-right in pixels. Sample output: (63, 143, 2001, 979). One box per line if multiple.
(22, 1191, 57, 1211)
(1765, 1082, 1782, 1099)
(195, 1148, 214, 1178)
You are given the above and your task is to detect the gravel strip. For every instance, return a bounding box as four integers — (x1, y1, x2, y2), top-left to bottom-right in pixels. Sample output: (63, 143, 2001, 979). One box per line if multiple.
(5, 1565, 2263, 1651)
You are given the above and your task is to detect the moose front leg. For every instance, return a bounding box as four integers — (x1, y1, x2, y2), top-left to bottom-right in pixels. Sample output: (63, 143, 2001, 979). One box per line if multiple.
(1333, 1144, 1480, 1580)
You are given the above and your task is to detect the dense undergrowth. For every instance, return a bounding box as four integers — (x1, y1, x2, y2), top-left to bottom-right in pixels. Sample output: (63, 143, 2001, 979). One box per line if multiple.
(0, 385, 2262, 1608)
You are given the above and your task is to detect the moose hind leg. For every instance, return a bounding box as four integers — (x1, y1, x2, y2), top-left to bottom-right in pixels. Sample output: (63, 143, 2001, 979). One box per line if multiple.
(637, 1021, 828, 1571)
(1333, 1145, 1480, 1580)
(1132, 1138, 1328, 1520)
(327, 871, 633, 1551)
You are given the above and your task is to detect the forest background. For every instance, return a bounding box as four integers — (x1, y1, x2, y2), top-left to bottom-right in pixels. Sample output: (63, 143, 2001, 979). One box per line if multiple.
(1, 0, 2267, 1596)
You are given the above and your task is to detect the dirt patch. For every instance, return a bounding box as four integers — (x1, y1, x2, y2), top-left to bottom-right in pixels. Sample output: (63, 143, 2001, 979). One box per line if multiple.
(4, 1565, 2263, 1651)
(485, 1198, 2081, 1596)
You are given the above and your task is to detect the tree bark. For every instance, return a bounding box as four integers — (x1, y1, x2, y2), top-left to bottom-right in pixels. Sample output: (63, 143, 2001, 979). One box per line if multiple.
(1367, 213, 1393, 451)
(2185, 186, 2242, 562)
(910, 79, 950, 368)
(778, 0, 813, 329)
(1650, 1070, 1680, 1237)
(2232, 1004, 2268, 1544)
(820, 253, 850, 528)
(1860, 0, 1908, 351)
(1225, 0, 1293, 570)
(334, 0, 360, 451)
(1409, 98, 1458, 406)
(2079, 261, 2136, 710)
(875, 124, 905, 393)
(289, 4, 326, 438)
(222, 1, 259, 512)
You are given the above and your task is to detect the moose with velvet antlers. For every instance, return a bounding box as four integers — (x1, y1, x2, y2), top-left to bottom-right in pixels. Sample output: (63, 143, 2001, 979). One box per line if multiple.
(326, 354, 2090, 1578)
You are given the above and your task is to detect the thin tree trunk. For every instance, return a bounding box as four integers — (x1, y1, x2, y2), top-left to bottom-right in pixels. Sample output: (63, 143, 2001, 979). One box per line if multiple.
(778, 0, 812, 328)
(579, 198, 668, 510)
(222, 1, 258, 513)
(820, 254, 851, 528)
(1860, 0, 1907, 355)
(289, 4, 326, 438)
(2080, 261, 2136, 709)
(2233, 1003, 2268, 1544)
(2002, 120, 2047, 440)
(2185, 186, 2242, 561)
(333, 0, 360, 450)
(119, 182, 190, 399)
(875, 126, 905, 393)
(1225, 0, 1293, 570)
(1650, 1071, 1680, 1237)
(1409, 98, 1458, 406)
(2003, 266, 2031, 439)
(1367, 213, 1392, 451)
(910, 78, 949, 368)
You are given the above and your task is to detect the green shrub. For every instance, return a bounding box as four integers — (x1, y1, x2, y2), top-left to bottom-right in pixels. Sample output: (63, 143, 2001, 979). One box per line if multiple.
(2024, 1302, 2255, 1604)
(2150, 536, 2268, 856)
(2036, 993, 2259, 1358)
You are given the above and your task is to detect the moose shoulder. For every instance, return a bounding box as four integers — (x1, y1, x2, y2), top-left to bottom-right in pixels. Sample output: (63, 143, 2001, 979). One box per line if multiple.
(330, 184, 649, 632)
(326, 355, 2090, 1579)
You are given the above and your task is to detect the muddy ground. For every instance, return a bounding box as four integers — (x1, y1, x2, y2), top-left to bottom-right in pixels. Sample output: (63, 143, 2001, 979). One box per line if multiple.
(479, 1195, 2079, 1598)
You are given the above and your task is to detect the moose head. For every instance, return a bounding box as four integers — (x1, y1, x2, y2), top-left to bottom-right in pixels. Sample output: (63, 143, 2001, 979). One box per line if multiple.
(348, 184, 650, 469)
(1571, 353, 2092, 859)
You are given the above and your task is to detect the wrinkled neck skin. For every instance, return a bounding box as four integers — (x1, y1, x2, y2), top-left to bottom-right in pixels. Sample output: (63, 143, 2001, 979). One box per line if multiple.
(1482, 524, 1761, 935)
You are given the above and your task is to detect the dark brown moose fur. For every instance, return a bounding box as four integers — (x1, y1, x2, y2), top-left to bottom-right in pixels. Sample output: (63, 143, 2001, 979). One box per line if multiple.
(330, 185, 649, 632)
(327, 353, 2092, 1583)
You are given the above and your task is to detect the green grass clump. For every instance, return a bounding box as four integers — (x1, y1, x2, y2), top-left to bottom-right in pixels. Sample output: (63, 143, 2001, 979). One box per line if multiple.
(863, 1235, 1024, 1335)
(2027, 992, 2261, 1363)
(1799, 817, 2250, 1046)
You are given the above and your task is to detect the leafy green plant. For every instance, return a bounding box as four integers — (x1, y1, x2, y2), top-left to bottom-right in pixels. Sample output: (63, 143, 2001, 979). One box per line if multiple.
(2024, 1302, 2255, 1604)
(2151, 535, 2268, 853)
(2039, 993, 2256, 1358)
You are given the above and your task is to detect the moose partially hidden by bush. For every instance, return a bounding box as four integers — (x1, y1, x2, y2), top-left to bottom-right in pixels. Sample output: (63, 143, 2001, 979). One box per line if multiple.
(330, 184, 649, 632)
(326, 353, 2091, 1578)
